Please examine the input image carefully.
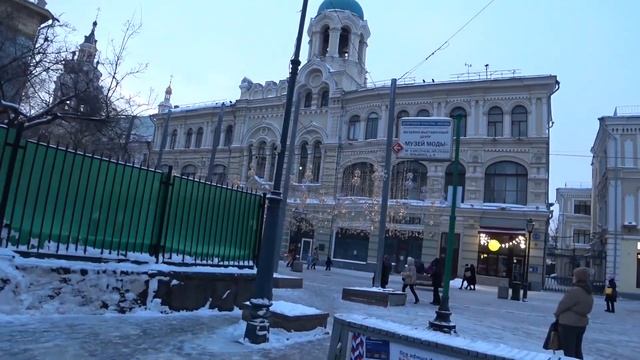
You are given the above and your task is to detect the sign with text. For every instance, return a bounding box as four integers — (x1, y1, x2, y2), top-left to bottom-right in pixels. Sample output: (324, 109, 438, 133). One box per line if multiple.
(397, 117, 453, 161)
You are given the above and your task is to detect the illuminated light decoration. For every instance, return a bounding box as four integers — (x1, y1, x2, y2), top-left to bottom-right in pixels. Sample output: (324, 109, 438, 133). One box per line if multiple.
(488, 239, 501, 252)
(479, 233, 527, 250)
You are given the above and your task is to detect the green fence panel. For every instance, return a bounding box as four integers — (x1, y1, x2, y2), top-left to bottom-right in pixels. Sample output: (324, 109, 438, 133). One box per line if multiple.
(3, 140, 163, 255)
(163, 176, 263, 265)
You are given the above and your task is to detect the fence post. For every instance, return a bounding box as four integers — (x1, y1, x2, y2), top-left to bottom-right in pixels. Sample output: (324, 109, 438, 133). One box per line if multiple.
(0, 122, 24, 244)
(150, 166, 172, 263)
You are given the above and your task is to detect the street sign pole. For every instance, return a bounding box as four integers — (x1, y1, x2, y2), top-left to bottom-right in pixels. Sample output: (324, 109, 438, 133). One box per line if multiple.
(428, 114, 461, 334)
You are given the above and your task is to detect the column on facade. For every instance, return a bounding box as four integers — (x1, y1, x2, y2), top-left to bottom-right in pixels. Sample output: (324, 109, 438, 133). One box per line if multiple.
(312, 30, 321, 57)
(530, 98, 538, 137)
(154, 120, 163, 149)
(504, 111, 512, 138)
(478, 100, 487, 137)
(541, 97, 549, 136)
(327, 28, 340, 57)
(241, 146, 250, 183)
(203, 122, 211, 148)
(349, 33, 359, 62)
(294, 143, 301, 183)
(178, 124, 184, 148)
(265, 145, 273, 182)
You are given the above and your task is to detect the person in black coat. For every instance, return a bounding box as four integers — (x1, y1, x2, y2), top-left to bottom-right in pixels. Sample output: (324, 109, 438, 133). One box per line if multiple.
(381, 255, 392, 289)
(465, 264, 477, 290)
(325, 255, 333, 271)
(460, 264, 470, 289)
(429, 257, 442, 305)
(605, 277, 617, 313)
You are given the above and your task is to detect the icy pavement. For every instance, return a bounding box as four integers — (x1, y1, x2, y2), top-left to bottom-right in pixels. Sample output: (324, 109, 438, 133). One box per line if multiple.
(0, 262, 638, 359)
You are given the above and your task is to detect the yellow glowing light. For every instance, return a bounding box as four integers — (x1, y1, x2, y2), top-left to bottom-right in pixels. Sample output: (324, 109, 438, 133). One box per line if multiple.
(488, 239, 501, 252)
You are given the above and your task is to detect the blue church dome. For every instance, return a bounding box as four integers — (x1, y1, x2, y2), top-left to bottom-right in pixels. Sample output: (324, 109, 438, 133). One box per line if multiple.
(317, 0, 364, 20)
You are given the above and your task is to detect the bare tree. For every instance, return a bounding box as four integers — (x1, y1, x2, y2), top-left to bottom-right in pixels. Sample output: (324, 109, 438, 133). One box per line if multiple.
(1, 8, 154, 158)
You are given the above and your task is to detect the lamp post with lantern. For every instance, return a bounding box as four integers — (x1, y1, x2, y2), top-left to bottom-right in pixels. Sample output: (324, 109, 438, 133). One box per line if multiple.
(522, 218, 535, 301)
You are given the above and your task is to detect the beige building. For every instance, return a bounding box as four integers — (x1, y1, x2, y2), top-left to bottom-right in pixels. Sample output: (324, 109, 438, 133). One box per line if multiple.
(553, 187, 604, 282)
(149, 0, 559, 290)
(591, 108, 640, 297)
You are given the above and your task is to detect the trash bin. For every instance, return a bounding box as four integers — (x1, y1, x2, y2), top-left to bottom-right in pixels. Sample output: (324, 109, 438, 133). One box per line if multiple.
(510, 281, 521, 301)
(497, 285, 509, 299)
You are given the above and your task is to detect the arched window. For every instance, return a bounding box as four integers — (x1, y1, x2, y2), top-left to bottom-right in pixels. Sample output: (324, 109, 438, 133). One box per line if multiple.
(487, 106, 503, 137)
(445, 161, 466, 203)
(348, 115, 360, 140)
(255, 142, 267, 178)
(269, 143, 277, 181)
(365, 112, 379, 140)
(321, 26, 330, 57)
(417, 109, 430, 117)
(185, 128, 193, 149)
(511, 105, 528, 137)
(320, 89, 329, 107)
(391, 161, 428, 200)
(395, 110, 409, 137)
(212, 164, 227, 184)
(449, 107, 467, 138)
(223, 125, 233, 146)
(312, 141, 322, 182)
(304, 91, 312, 108)
(195, 127, 204, 148)
(181, 164, 197, 178)
(339, 26, 350, 58)
(484, 161, 528, 205)
(341, 162, 375, 197)
(169, 129, 177, 149)
(298, 142, 309, 183)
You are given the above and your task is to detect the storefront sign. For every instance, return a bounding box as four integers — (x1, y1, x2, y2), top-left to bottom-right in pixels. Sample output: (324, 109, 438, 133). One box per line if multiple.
(349, 332, 458, 360)
(397, 117, 453, 161)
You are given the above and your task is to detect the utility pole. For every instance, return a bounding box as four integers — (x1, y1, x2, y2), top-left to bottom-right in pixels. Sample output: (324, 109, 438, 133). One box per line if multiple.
(274, 94, 301, 271)
(428, 114, 461, 334)
(155, 108, 171, 170)
(244, 0, 308, 344)
(206, 102, 226, 183)
(374, 78, 397, 287)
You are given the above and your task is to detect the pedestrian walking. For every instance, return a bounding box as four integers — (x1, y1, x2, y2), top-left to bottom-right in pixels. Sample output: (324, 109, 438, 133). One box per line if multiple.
(429, 257, 442, 305)
(459, 264, 470, 289)
(381, 255, 392, 289)
(466, 264, 477, 290)
(325, 255, 332, 271)
(401, 257, 419, 304)
(306, 252, 313, 270)
(285, 248, 296, 268)
(553, 267, 594, 359)
(605, 277, 617, 313)
(311, 247, 319, 270)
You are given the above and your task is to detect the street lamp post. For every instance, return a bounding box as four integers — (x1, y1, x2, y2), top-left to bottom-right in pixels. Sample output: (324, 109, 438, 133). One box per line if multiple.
(522, 218, 534, 301)
(243, 0, 309, 345)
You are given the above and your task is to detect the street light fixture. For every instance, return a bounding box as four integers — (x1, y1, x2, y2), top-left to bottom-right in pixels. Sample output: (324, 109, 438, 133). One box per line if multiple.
(522, 218, 534, 301)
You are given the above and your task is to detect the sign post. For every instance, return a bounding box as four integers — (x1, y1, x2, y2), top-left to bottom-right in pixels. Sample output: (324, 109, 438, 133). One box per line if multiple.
(428, 115, 460, 334)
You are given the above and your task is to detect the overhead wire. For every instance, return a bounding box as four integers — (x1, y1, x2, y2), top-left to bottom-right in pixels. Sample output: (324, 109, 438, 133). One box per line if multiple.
(398, 0, 496, 80)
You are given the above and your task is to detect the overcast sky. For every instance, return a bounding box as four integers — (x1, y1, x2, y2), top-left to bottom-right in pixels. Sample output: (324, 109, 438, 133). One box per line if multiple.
(48, 0, 640, 202)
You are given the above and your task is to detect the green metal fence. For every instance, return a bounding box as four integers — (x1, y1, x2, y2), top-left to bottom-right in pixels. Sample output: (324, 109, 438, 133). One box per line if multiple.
(0, 125, 265, 267)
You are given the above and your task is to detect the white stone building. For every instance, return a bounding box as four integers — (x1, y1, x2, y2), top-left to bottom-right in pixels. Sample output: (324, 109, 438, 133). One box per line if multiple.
(591, 107, 640, 297)
(149, 0, 559, 290)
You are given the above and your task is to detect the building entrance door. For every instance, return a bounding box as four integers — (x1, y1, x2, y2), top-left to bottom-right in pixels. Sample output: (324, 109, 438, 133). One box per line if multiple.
(300, 238, 313, 262)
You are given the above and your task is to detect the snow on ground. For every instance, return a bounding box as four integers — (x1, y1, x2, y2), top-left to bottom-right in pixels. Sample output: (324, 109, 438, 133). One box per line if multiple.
(0, 256, 638, 359)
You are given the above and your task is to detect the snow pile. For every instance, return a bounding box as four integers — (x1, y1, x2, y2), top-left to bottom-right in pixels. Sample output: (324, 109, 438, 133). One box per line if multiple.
(270, 300, 324, 316)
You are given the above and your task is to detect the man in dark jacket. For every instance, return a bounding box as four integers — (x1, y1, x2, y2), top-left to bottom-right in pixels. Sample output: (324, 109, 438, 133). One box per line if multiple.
(429, 257, 442, 305)
(381, 255, 392, 289)
(605, 277, 617, 313)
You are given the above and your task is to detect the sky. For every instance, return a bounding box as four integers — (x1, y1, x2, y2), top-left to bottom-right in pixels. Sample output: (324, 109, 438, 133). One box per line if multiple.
(46, 0, 640, 203)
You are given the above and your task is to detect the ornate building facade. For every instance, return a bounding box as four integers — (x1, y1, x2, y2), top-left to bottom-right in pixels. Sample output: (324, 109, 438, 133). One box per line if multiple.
(150, 0, 558, 290)
(591, 108, 640, 297)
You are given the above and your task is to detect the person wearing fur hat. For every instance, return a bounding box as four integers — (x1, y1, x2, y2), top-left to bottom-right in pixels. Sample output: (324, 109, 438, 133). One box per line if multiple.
(553, 267, 594, 359)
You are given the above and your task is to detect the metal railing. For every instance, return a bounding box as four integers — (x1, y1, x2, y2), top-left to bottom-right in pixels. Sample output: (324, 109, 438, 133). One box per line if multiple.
(0, 125, 266, 267)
